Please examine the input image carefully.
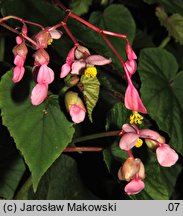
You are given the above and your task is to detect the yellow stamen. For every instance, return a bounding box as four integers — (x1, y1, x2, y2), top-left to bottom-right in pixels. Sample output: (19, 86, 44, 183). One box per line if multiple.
(130, 111, 143, 124)
(135, 138, 143, 148)
(84, 66, 97, 78)
(47, 38, 53, 45)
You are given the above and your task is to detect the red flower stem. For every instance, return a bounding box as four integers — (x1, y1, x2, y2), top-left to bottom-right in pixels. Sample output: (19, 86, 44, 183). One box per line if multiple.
(73, 130, 121, 144)
(0, 23, 40, 48)
(127, 150, 134, 158)
(62, 23, 79, 45)
(0, 15, 44, 29)
(64, 147, 103, 152)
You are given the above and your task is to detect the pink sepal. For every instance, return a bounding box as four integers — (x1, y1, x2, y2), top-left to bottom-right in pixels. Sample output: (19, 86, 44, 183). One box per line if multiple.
(125, 43, 137, 60)
(119, 132, 139, 151)
(37, 64, 54, 84)
(31, 83, 48, 106)
(86, 55, 112, 65)
(12, 66, 25, 83)
(124, 178, 145, 195)
(69, 104, 86, 123)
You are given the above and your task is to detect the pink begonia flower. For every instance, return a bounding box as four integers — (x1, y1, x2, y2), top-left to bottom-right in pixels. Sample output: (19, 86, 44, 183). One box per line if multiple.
(156, 144, 179, 167)
(12, 36, 28, 83)
(119, 124, 179, 167)
(37, 64, 54, 84)
(69, 104, 86, 124)
(60, 45, 112, 78)
(124, 178, 145, 195)
(31, 83, 48, 106)
(125, 42, 137, 60)
(33, 28, 62, 49)
(124, 82, 147, 114)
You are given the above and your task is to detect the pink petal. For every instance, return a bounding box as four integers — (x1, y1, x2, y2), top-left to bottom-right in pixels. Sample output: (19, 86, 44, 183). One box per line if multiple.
(86, 55, 112, 66)
(12, 66, 25, 83)
(124, 178, 145, 195)
(124, 83, 147, 114)
(49, 30, 62, 39)
(125, 43, 137, 60)
(140, 129, 160, 140)
(31, 83, 48, 106)
(16, 36, 23, 45)
(124, 60, 137, 77)
(156, 144, 179, 167)
(66, 46, 77, 65)
(14, 55, 24, 67)
(122, 124, 136, 133)
(37, 64, 54, 84)
(69, 104, 86, 123)
(70, 60, 85, 75)
(60, 63, 71, 78)
(119, 133, 139, 151)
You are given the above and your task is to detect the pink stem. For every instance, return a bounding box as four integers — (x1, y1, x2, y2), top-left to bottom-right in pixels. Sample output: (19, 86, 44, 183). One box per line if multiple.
(127, 150, 134, 158)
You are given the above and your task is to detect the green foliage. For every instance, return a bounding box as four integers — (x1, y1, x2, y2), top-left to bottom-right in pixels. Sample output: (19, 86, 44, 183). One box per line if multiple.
(29, 154, 97, 199)
(156, 7, 183, 44)
(69, 0, 92, 16)
(80, 75, 100, 122)
(0, 69, 75, 191)
(139, 48, 183, 154)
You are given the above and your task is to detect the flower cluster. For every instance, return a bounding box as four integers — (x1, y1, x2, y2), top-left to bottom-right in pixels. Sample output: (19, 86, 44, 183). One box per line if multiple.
(118, 123, 179, 194)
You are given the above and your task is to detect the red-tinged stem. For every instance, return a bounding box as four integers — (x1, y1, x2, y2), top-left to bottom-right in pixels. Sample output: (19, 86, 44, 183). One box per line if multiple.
(0, 23, 40, 48)
(0, 15, 44, 29)
(64, 147, 103, 152)
(127, 150, 134, 158)
(62, 23, 79, 45)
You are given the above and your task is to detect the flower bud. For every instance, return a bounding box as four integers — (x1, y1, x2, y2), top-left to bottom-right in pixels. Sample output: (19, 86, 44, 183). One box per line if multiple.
(65, 91, 86, 123)
(145, 135, 165, 151)
(33, 30, 50, 48)
(138, 160, 145, 180)
(75, 45, 90, 59)
(118, 157, 141, 181)
(13, 43, 28, 59)
(33, 49, 50, 66)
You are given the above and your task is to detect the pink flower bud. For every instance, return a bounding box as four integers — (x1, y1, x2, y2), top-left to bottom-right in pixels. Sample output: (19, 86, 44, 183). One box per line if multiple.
(37, 64, 54, 84)
(16, 36, 23, 45)
(124, 178, 145, 195)
(156, 144, 178, 167)
(33, 49, 50, 66)
(75, 45, 90, 59)
(65, 91, 86, 124)
(13, 43, 28, 60)
(49, 29, 62, 39)
(125, 42, 137, 60)
(118, 158, 141, 181)
(33, 30, 50, 48)
(31, 83, 48, 106)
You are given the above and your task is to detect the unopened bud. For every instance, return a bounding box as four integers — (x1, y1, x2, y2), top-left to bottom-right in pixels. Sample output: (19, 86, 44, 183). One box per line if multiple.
(65, 91, 86, 112)
(138, 160, 145, 180)
(13, 43, 28, 59)
(33, 30, 50, 48)
(75, 45, 90, 59)
(145, 135, 165, 151)
(118, 157, 141, 181)
(33, 49, 50, 66)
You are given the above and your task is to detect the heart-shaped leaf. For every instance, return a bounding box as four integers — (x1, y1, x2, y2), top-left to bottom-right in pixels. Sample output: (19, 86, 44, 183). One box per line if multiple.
(138, 48, 183, 154)
(0, 69, 75, 191)
(80, 75, 100, 122)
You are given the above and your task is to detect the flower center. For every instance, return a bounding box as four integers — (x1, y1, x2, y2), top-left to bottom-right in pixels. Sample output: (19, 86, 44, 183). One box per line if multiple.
(135, 138, 143, 148)
(47, 38, 53, 45)
(84, 66, 97, 78)
(130, 111, 143, 124)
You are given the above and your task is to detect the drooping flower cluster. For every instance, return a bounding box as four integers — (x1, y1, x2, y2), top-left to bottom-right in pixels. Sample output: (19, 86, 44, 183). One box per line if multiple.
(60, 45, 112, 123)
(118, 123, 179, 194)
(123, 42, 147, 114)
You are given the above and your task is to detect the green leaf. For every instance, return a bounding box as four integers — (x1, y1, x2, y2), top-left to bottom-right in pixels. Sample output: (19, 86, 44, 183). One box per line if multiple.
(29, 154, 97, 199)
(89, 4, 136, 70)
(138, 48, 183, 154)
(80, 75, 100, 122)
(0, 124, 26, 199)
(0, 69, 75, 191)
(69, 0, 92, 16)
(156, 7, 183, 44)
(144, 0, 183, 16)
